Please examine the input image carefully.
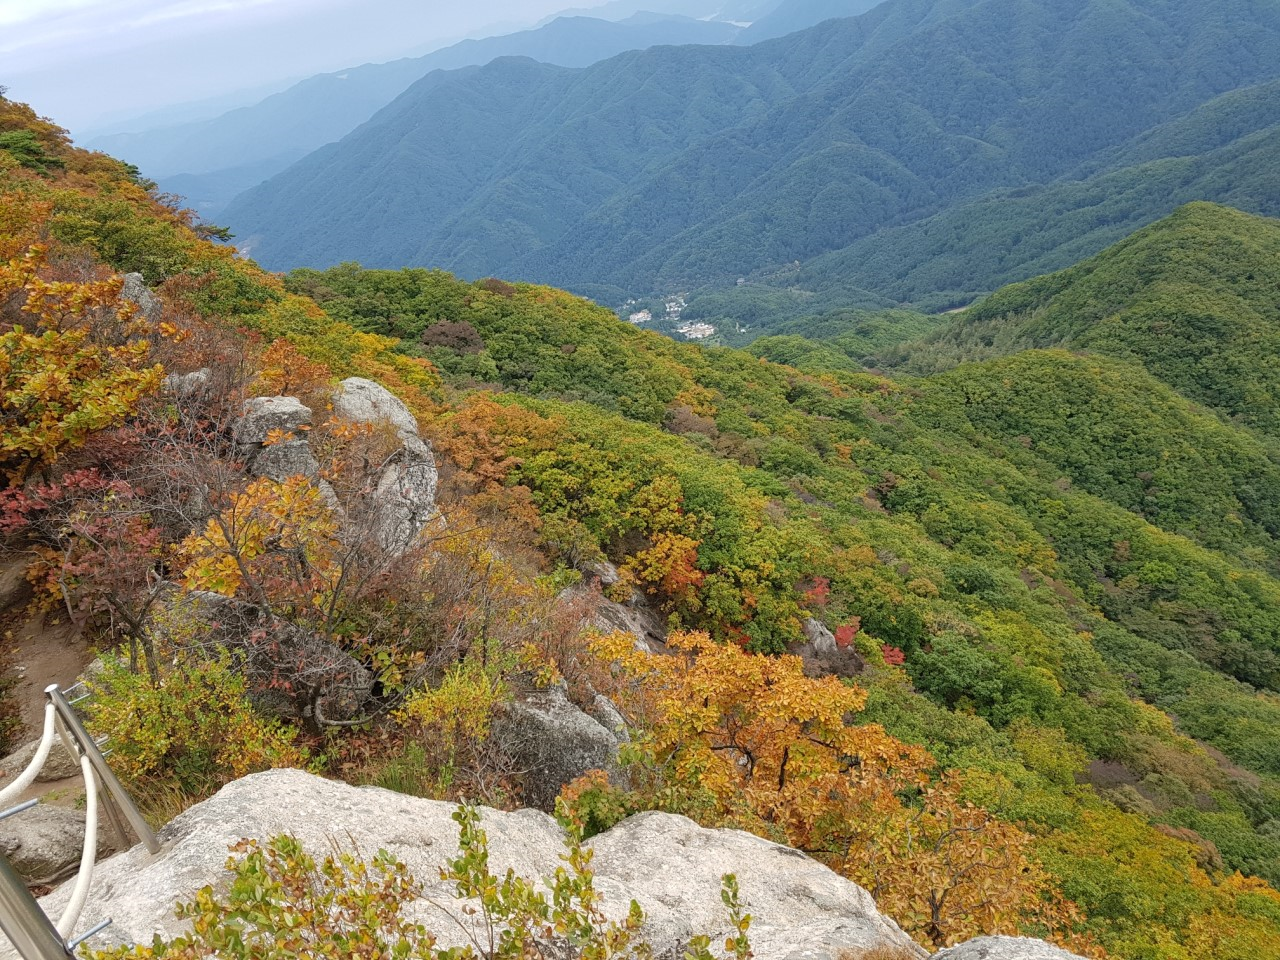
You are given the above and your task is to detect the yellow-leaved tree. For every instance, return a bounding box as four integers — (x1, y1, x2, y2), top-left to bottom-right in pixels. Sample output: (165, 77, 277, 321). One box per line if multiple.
(0, 242, 164, 481)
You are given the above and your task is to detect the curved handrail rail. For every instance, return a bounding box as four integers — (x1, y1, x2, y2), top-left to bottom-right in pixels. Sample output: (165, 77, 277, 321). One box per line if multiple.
(0, 684, 160, 959)
(0, 704, 59, 809)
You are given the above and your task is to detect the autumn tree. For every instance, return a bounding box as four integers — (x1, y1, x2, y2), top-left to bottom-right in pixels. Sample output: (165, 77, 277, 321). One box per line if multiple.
(583, 630, 1092, 952)
(0, 243, 164, 482)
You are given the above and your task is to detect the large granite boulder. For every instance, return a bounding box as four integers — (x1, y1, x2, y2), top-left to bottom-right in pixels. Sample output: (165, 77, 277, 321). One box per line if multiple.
(331, 377, 439, 555)
(933, 938, 1085, 959)
(162, 368, 212, 400)
(232, 396, 321, 483)
(0, 737, 80, 785)
(25, 769, 937, 959)
(367, 447, 439, 555)
(120, 273, 162, 323)
(332, 377, 420, 441)
(561, 577, 668, 653)
(0, 803, 112, 885)
(233, 396, 313, 447)
(251, 439, 321, 483)
(493, 684, 623, 811)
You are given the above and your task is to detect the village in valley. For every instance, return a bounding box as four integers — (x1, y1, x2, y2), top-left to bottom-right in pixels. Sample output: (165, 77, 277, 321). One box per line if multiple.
(622, 292, 716, 340)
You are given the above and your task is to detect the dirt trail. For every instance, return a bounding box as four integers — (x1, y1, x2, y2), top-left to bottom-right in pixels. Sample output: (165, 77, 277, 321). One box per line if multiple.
(0, 557, 99, 814)
(10, 612, 95, 741)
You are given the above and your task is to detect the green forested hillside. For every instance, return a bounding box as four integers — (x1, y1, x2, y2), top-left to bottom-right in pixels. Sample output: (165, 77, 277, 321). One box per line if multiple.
(283, 246, 1280, 923)
(894, 203, 1280, 436)
(775, 95, 1280, 313)
(223, 0, 1280, 310)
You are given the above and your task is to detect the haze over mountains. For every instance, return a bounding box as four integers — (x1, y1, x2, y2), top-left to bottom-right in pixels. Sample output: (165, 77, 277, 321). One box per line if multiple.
(86, 0, 879, 220)
(211, 0, 1280, 323)
(86, 11, 749, 218)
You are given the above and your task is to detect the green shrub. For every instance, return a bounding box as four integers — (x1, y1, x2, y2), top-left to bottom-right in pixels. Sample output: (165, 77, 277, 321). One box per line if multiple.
(86, 648, 308, 801)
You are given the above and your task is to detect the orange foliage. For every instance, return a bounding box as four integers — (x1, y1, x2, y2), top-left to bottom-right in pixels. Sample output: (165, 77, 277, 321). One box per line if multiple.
(586, 629, 1094, 952)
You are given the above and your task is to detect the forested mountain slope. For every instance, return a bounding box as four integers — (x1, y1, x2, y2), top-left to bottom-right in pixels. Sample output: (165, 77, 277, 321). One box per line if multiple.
(223, 0, 1280, 308)
(891, 203, 1280, 436)
(7, 92, 1280, 959)
(87, 14, 743, 218)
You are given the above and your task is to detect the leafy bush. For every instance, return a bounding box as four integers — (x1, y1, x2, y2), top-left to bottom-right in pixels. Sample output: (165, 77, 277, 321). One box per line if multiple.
(87, 649, 308, 800)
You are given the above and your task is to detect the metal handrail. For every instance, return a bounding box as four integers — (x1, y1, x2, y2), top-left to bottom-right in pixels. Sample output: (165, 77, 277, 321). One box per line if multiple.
(0, 683, 161, 958)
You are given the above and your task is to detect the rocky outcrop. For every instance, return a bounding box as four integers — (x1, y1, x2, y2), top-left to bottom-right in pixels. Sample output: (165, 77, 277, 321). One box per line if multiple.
(120, 273, 162, 323)
(234, 395, 313, 445)
(232, 396, 321, 483)
(160, 591, 372, 724)
(162, 368, 212, 400)
(933, 938, 1084, 959)
(251, 439, 321, 483)
(331, 377, 439, 555)
(0, 557, 32, 615)
(0, 804, 112, 885)
(25, 769, 932, 958)
(563, 569, 668, 654)
(0, 737, 80, 785)
(332, 377, 421, 441)
(17, 769, 1088, 959)
(493, 684, 624, 811)
(790, 617, 864, 679)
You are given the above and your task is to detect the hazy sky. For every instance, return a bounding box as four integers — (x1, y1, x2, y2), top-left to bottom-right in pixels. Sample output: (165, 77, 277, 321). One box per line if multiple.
(2, 0, 581, 134)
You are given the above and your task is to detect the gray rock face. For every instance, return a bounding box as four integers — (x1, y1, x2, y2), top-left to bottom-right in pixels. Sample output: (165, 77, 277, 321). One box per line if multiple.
(251, 439, 320, 482)
(233, 396, 321, 484)
(0, 558, 31, 615)
(331, 377, 439, 555)
(562, 581, 667, 653)
(0, 737, 80, 784)
(580, 559, 621, 587)
(161, 591, 372, 724)
(589, 693, 630, 742)
(120, 273, 161, 323)
(368, 448, 439, 554)
(163, 368, 212, 399)
(25, 769, 935, 959)
(933, 937, 1084, 959)
(791, 618, 864, 679)
(493, 685, 622, 811)
(0, 803, 111, 885)
(588, 811, 927, 960)
(233, 396, 313, 446)
(332, 377, 420, 441)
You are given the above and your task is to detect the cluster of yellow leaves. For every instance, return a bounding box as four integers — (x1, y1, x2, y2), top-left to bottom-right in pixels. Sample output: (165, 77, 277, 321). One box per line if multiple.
(179, 476, 340, 602)
(588, 630, 1094, 952)
(396, 660, 507, 742)
(0, 243, 163, 480)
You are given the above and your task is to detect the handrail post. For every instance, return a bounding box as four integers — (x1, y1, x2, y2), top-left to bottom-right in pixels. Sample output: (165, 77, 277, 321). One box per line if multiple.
(0, 855, 73, 960)
(44, 686, 159, 855)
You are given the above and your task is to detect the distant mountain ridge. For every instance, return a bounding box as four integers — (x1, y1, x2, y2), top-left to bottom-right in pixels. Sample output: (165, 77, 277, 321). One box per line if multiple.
(220, 0, 1280, 312)
(87, 12, 747, 217)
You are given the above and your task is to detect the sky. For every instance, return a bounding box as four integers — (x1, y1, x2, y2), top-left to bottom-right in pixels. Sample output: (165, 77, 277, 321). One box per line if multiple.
(1, 0, 580, 135)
